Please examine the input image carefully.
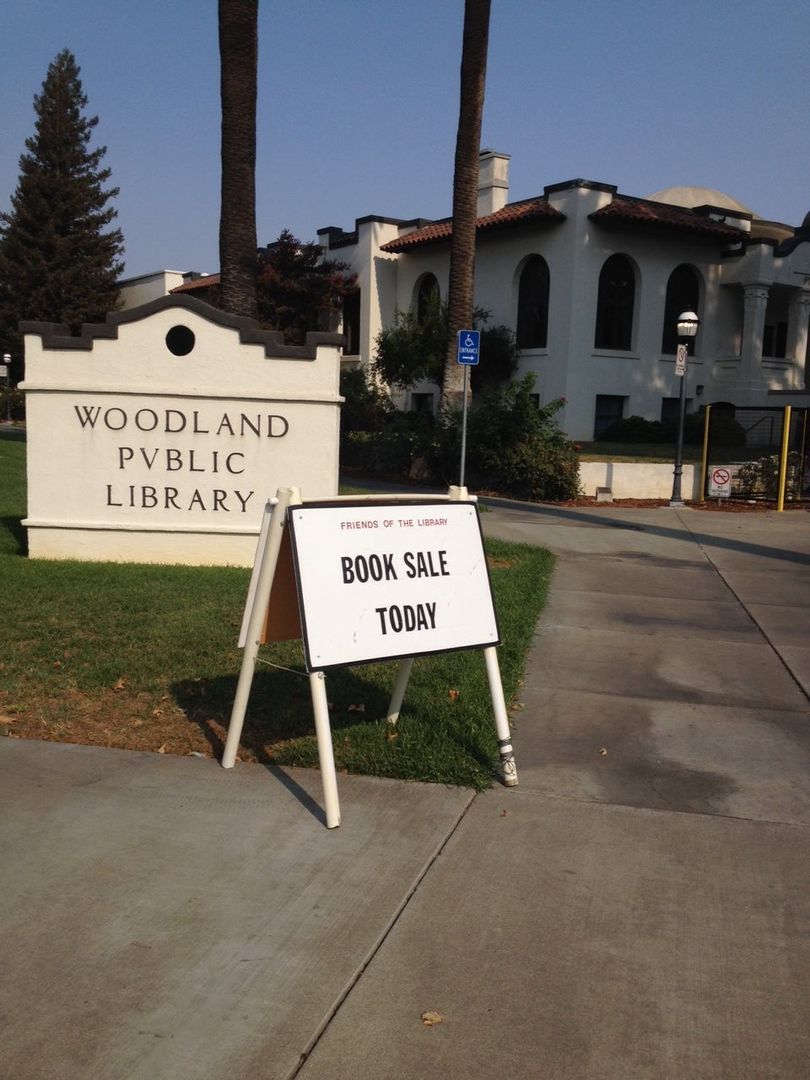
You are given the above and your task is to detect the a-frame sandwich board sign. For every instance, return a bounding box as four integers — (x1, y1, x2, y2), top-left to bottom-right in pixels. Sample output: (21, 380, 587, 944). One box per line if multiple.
(222, 486, 518, 829)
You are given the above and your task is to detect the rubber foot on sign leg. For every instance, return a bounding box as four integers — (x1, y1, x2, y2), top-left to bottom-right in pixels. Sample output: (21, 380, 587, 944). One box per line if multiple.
(500, 753, 518, 787)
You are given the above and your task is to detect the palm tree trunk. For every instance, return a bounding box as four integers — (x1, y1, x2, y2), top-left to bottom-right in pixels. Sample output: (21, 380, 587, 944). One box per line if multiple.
(219, 0, 258, 319)
(441, 0, 491, 414)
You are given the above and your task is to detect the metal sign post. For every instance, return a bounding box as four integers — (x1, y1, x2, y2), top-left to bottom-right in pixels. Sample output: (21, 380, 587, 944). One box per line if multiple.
(457, 330, 480, 487)
(670, 345, 689, 506)
(1, 354, 10, 423)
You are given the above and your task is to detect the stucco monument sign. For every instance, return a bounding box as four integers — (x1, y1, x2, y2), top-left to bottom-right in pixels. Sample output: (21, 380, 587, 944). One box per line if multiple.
(20, 295, 343, 565)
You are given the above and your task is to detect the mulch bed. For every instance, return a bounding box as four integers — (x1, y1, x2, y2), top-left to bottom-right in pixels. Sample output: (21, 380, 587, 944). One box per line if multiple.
(555, 498, 808, 513)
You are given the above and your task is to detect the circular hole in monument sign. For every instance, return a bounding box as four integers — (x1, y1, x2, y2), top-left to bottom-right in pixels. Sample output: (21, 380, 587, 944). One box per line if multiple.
(165, 325, 196, 356)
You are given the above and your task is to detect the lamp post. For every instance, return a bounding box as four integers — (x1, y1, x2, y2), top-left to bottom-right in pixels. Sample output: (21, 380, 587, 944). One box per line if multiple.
(669, 311, 700, 507)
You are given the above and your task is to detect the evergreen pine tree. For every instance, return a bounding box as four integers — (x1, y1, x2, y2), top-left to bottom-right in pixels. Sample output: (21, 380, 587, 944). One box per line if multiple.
(0, 49, 124, 381)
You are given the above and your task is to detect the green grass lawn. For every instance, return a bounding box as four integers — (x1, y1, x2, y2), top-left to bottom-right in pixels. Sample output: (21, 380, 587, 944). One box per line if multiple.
(577, 441, 704, 463)
(577, 441, 769, 465)
(0, 429, 552, 789)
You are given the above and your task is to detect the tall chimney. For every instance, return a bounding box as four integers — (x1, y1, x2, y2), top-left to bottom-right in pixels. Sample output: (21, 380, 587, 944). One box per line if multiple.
(477, 149, 511, 217)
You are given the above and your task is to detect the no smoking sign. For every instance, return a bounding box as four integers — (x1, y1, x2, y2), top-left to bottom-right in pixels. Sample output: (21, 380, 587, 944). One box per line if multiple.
(708, 467, 731, 498)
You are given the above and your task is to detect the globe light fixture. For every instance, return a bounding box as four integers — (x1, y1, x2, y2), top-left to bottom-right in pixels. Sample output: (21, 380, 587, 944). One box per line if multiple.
(676, 311, 700, 340)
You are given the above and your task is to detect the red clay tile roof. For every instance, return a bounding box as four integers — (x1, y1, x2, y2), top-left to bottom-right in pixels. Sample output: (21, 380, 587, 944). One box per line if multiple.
(170, 274, 221, 293)
(591, 196, 742, 239)
(380, 197, 564, 253)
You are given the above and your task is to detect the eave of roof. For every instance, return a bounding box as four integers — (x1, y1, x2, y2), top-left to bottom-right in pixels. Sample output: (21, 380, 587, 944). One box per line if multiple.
(380, 197, 565, 253)
(590, 195, 742, 240)
(171, 274, 221, 293)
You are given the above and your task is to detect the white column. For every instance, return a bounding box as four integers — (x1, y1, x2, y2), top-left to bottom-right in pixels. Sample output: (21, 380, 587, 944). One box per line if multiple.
(739, 284, 770, 387)
(786, 289, 810, 389)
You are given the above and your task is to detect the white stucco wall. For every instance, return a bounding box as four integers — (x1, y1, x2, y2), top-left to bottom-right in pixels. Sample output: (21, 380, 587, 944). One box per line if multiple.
(318, 174, 810, 442)
(579, 461, 701, 500)
(118, 271, 187, 310)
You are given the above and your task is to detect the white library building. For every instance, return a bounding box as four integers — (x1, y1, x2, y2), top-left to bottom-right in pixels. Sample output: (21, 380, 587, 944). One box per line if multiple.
(316, 150, 810, 441)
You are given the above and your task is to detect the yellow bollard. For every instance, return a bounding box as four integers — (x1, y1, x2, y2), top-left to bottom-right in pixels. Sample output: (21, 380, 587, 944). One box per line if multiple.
(776, 406, 792, 512)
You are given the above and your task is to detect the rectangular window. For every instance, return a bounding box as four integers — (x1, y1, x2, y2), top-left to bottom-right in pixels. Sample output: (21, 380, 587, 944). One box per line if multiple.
(763, 321, 788, 358)
(410, 392, 435, 414)
(341, 290, 361, 356)
(594, 395, 626, 439)
(660, 397, 693, 424)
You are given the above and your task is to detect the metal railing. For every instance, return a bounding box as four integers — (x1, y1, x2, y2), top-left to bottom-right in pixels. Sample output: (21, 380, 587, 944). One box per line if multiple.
(701, 404, 809, 507)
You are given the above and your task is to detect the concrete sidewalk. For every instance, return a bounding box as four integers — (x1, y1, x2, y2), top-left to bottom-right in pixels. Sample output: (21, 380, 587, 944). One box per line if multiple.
(2, 504, 809, 1079)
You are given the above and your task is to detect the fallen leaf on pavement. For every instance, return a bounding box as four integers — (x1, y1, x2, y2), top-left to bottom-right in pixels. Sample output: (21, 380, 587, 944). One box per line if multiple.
(421, 1011, 444, 1027)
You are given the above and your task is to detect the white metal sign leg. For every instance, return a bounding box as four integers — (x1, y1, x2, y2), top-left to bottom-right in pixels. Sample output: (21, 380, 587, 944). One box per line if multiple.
(484, 645, 518, 786)
(309, 671, 341, 828)
(222, 487, 298, 770)
(386, 657, 415, 724)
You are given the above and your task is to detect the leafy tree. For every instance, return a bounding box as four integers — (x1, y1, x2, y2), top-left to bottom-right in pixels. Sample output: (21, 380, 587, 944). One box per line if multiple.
(0, 49, 124, 382)
(257, 229, 357, 345)
(373, 296, 448, 389)
(373, 297, 517, 391)
(218, 0, 258, 318)
(441, 0, 491, 413)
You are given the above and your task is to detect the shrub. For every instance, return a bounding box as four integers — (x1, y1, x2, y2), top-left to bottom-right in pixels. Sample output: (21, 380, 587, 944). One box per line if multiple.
(471, 323, 519, 392)
(597, 415, 670, 444)
(339, 368, 393, 434)
(0, 388, 25, 422)
(598, 410, 746, 447)
(441, 375, 581, 501)
(340, 430, 416, 478)
(372, 300, 518, 392)
(736, 451, 801, 497)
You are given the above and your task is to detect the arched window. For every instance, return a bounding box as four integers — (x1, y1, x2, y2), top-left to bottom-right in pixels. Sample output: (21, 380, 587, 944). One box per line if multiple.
(416, 274, 440, 324)
(341, 288, 361, 356)
(661, 265, 700, 353)
(516, 256, 550, 349)
(594, 254, 635, 351)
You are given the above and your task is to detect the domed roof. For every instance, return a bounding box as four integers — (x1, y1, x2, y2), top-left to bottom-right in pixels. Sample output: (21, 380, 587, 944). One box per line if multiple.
(646, 186, 754, 216)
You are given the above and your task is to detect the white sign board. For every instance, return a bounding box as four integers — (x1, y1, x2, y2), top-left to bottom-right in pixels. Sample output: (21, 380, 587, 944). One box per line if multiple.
(708, 466, 732, 498)
(288, 501, 500, 670)
(457, 329, 480, 366)
(675, 344, 688, 376)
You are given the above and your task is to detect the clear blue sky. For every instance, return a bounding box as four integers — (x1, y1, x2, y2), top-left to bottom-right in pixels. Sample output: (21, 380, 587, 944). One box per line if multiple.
(1, 0, 807, 278)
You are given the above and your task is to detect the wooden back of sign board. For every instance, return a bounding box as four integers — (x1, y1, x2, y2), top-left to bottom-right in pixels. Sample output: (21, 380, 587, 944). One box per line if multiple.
(260, 527, 301, 643)
(238, 502, 301, 648)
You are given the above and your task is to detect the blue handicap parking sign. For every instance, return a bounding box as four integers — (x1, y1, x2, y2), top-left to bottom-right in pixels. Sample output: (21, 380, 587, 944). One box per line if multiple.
(457, 329, 480, 365)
